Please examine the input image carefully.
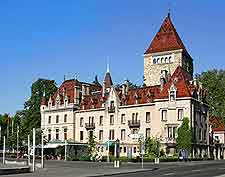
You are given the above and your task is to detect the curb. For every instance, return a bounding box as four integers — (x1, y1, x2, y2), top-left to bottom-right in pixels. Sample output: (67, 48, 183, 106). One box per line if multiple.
(87, 168, 159, 177)
(0, 166, 31, 175)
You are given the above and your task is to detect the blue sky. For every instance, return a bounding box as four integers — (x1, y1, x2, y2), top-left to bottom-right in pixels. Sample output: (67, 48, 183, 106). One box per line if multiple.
(1, 1, 225, 115)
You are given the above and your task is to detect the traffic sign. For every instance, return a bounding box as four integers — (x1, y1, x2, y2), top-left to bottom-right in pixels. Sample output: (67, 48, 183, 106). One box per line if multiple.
(128, 133, 144, 140)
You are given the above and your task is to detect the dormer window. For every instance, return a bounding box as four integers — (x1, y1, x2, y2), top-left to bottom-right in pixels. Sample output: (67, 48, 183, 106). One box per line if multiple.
(110, 101, 114, 109)
(170, 90, 176, 102)
(169, 84, 176, 102)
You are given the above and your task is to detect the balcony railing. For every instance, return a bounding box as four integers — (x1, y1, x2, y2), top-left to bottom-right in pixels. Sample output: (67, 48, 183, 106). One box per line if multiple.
(108, 106, 115, 113)
(85, 123, 95, 130)
(165, 137, 176, 144)
(128, 120, 140, 128)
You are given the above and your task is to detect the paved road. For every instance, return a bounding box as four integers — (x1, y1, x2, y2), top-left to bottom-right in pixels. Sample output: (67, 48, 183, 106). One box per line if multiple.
(109, 161, 225, 177)
(2, 160, 225, 177)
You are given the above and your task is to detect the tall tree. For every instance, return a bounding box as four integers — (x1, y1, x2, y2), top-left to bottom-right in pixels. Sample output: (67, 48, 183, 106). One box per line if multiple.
(20, 78, 57, 141)
(176, 117, 192, 152)
(198, 69, 225, 121)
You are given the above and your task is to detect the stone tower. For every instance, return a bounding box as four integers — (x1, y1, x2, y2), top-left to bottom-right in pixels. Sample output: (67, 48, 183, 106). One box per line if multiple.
(144, 13, 193, 86)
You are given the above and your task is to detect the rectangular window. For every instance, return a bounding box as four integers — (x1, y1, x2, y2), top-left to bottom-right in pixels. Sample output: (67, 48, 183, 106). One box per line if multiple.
(89, 116, 94, 124)
(56, 115, 59, 123)
(132, 128, 138, 134)
(178, 109, 184, 120)
(99, 116, 103, 126)
(173, 127, 176, 139)
(64, 128, 67, 140)
(89, 131, 94, 139)
(199, 128, 202, 141)
(110, 115, 114, 125)
(56, 129, 59, 140)
(121, 114, 125, 124)
(80, 117, 84, 127)
(48, 129, 51, 141)
(132, 113, 135, 121)
(168, 127, 172, 138)
(110, 101, 114, 108)
(146, 128, 151, 139)
(99, 130, 103, 141)
(161, 110, 167, 121)
(121, 129, 126, 140)
(123, 147, 126, 153)
(48, 116, 51, 124)
(64, 114, 67, 123)
(132, 113, 138, 122)
(170, 90, 176, 101)
(80, 131, 84, 141)
(134, 147, 137, 153)
(146, 112, 151, 123)
(109, 129, 114, 140)
(135, 113, 138, 121)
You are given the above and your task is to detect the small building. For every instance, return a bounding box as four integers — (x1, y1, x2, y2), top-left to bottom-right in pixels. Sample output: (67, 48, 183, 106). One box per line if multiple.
(209, 116, 225, 159)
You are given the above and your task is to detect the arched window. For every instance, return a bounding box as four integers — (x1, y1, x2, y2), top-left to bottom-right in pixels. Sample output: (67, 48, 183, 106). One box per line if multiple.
(169, 56, 172, 63)
(161, 57, 164, 63)
(153, 58, 156, 64)
(157, 58, 160, 64)
(164, 57, 168, 63)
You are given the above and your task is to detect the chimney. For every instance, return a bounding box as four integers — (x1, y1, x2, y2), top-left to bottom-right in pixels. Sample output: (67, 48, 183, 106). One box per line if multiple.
(122, 80, 129, 95)
(160, 76, 166, 91)
(160, 70, 168, 91)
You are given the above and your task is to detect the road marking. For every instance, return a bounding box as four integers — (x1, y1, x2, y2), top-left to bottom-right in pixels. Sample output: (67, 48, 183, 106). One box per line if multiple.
(163, 173, 175, 176)
(191, 169, 201, 172)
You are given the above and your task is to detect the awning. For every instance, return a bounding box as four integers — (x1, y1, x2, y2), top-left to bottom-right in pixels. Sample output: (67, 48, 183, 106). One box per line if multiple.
(44, 143, 65, 149)
(104, 140, 115, 147)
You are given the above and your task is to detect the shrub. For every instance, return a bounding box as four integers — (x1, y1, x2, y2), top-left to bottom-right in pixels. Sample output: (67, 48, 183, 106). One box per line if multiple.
(79, 154, 90, 161)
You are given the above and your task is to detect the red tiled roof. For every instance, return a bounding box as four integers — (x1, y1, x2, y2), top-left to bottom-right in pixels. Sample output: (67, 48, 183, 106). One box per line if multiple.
(156, 66, 192, 99)
(121, 86, 160, 105)
(144, 14, 187, 54)
(50, 79, 101, 106)
(80, 85, 161, 110)
(79, 93, 103, 110)
(210, 116, 225, 132)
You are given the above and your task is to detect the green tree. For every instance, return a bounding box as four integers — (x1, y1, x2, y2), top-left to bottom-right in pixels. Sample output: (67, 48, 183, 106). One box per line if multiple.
(15, 79, 57, 143)
(176, 117, 192, 152)
(198, 69, 225, 121)
(145, 137, 160, 157)
(87, 132, 97, 160)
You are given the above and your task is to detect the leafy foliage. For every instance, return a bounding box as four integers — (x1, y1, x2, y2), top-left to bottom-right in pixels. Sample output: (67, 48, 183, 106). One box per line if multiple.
(198, 69, 225, 121)
(176, 117, 192, 152)
(145, 137, 160, 157)
(0, 78, 57, 149)
(87, 132, 97, 159)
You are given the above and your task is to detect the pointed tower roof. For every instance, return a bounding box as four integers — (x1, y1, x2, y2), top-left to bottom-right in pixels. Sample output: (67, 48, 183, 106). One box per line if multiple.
(104, 72, 113, 88)
(144, 13, 187, 54)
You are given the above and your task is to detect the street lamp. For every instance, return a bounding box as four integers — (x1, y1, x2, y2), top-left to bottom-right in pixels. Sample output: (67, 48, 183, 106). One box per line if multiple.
(114, 139, 120, 168)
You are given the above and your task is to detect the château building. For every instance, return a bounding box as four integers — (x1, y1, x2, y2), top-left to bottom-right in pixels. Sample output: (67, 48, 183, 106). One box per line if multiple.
(41, 13, 210, 157)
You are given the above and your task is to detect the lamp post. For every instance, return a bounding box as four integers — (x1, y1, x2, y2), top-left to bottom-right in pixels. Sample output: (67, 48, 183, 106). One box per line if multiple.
(65, 140, 67, 161)
(32, 128, 36, 172)
(41, 133, 44, 168)
(114, 139, 120, 168)
(3, 136, 5, 165)
(107, 140, 110, 162)
(28, 135, 30, 166)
